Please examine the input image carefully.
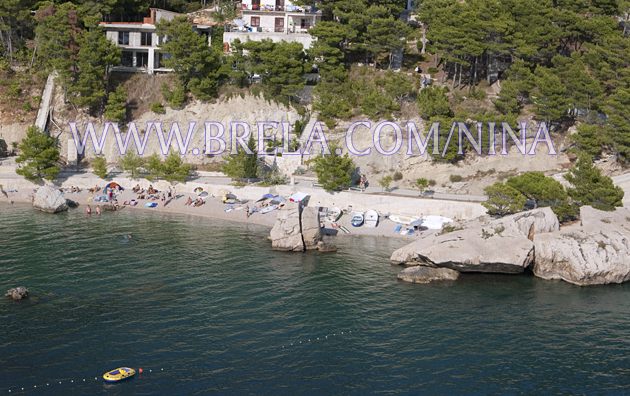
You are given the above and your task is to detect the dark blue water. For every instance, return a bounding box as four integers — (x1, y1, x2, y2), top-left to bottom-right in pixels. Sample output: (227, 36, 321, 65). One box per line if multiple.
(1, 204, 630, 395)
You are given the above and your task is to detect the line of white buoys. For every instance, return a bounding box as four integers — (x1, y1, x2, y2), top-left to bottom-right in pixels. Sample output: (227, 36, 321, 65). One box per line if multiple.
(282, 330, 356, 350)
(5, 368, 167, 394)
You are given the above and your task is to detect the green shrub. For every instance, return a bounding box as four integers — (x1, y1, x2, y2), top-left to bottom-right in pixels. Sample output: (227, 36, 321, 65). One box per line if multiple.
(449, 174, 463, 183)
(393, 171, 403, 181)
(92, 156, 108, 179)
(418, 86, 452, 119)
(150, 102, 166, 114)
(119, 151, 144, 179)
(162, 83, 186, 109)
(483, 183, 526, 217)
(506, 171, 579, 222)
(379, 175, 393, 191)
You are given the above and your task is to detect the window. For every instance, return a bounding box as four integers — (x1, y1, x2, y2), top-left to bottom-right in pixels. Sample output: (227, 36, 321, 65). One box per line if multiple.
(141, 32, 152, 46)
(252, 0, 260, 10)
(121, 51, 133, 67)
(118, 31, 129, 45)
(274, 17, 284, 33)
(137, 52, 148, 68)
(250, 16, 260, 27)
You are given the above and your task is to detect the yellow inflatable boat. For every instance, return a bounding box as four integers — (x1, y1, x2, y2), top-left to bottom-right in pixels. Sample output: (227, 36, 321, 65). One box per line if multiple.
(103, 367, 136, 383)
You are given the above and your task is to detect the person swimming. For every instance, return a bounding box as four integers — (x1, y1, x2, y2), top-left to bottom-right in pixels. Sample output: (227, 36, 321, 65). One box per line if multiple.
(86, 205, 92, 215)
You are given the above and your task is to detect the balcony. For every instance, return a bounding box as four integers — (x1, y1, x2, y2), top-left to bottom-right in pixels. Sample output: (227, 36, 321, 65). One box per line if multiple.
(241, 3, 320, 14)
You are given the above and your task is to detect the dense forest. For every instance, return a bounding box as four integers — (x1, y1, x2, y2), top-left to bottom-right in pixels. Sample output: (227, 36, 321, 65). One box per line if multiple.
(0, 0, 629, 165)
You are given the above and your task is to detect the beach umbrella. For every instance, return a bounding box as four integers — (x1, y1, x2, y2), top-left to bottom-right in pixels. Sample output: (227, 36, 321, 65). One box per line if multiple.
(271, 196, 286, 204)
(194, 187, 204, 193)
(104, 182, 124, 191)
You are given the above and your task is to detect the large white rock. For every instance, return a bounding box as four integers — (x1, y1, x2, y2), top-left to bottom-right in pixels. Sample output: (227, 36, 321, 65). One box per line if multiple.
(270, 203, 303, 252)
(391, 227, 535, 273)
(301, 207, 322, 251)
(270, 203, 325, 252)
(532, 206, 630, 286)
(390, 208, 559, 274)
(397, 266, 460, 284)
(494, 207, 560, 240)
(32, 186, 68, 214)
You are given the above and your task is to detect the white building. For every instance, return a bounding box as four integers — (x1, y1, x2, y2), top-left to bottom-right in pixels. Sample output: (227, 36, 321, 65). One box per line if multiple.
(224, 0, 322, 49)
(101, 8, 212, 74)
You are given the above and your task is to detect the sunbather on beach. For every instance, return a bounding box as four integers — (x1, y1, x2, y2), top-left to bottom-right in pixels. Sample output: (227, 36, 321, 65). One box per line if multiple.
(185, 196, 193, 206)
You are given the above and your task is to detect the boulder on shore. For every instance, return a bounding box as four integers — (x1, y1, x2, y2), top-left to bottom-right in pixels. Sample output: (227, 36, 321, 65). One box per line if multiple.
(32, 186, 68, 213)
(532, 206, 630, 286)
(301, 207, 322, 250)
(270, 203, 330, 252)
(390, 208, 559, 274)
(5, 287, 29, 301)
(398, 266, 460, 284)
(270, 203, 304, 252)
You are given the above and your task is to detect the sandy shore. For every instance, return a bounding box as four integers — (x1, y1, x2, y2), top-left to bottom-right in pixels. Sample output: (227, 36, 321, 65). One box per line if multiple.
(0, 186, 418, 241)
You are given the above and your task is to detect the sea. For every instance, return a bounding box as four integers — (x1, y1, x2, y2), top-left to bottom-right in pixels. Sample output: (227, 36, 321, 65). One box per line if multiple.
(1, 203, 630, 395)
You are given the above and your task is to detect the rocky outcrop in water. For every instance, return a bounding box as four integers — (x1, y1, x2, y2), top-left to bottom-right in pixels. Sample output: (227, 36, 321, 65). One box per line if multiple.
(270, 203, 304, 252)
(397, 266, 460, 284)
(5, 287, 29, 301)
(390, 208, 559, 274)
(32, 186, 68, 213)
(532, 206, 630, 286)
(270, 203, 330, 252)
(301, 207, 323, 250)
(392, 206, 630, 287)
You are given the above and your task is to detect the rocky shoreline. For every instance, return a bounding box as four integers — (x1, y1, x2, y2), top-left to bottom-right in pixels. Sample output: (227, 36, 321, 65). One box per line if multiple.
(391, 206, 630, 286)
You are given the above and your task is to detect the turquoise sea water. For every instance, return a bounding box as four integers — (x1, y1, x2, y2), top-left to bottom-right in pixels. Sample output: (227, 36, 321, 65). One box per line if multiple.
(1, 203, 630, 395)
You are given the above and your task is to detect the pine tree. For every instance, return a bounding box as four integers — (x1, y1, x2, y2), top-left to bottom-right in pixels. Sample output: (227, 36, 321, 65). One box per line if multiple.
(34, 2, 81, 90)
(161, 152, 191, 183)
(483, 183, 526, 217)
(312, 147, 356, 191)
(70, 20, 120, 113)
(223, 135, 258, 180)
(104, 85, 127, 125)
(156, 16, 221, 100)
(119, 151, 144, 179)
(92, 155, 108, 179)
(16, 126, 60, 181)
(564, 155, 624, 211)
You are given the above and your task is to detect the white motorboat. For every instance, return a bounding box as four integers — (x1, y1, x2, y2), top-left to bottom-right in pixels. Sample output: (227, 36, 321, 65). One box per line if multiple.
(364, 210, 379, 228)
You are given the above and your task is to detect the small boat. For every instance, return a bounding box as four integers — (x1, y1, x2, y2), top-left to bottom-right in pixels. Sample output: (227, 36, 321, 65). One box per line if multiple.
(103, 367, 135, 383)
(351, 212, 365, 227)
(388, 214, 420, 225)
(364, 210, 379, 228)
(326, 207, 342, 222)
